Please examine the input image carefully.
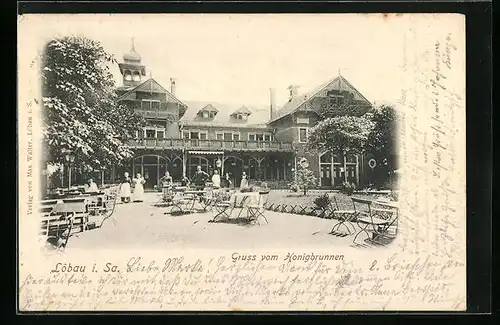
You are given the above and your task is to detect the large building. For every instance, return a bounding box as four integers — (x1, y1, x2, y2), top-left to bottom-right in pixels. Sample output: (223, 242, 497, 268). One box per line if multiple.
(106, 41, 378, 190)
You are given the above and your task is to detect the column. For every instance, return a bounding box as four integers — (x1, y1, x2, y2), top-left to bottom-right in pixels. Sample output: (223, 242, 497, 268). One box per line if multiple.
(60, 165, 65, 188)
(101, 170, 105, 187)
(68, 165, 72, 189)
(221, 153, 225, 176)
(283, 158, 286, 180)
(355, 154, 360, 186)
(157, 156, 160, 189)
(182, 150, 187, 174)
(330, 156, 334, 187)
(343, 152, 347, 182)
(141, 156, 144, 177)
(294, 155, 298, 182)
(112, 164, 116, 183)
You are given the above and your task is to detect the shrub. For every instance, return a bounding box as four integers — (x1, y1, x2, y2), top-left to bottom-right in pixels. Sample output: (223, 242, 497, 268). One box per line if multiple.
(313, 193, 331, 211)
(341, 181, 356, 196)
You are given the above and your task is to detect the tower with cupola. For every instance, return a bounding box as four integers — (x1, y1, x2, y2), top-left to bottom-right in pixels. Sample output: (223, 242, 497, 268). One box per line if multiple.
(118, 38, 146, 88)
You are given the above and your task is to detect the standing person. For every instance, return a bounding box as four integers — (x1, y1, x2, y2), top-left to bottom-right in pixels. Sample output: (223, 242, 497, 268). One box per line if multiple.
(120, 172, 132, 203)
(132, 173, 146, 202)
(191, 166, 209, 190)
(224, 172, 233, 188)
(159, 171, 173, 201)
(211, 169, 221, 189)
(159, 171, 173, 189)
(240, 171, 249, 189)
(180, 172, 190, 187)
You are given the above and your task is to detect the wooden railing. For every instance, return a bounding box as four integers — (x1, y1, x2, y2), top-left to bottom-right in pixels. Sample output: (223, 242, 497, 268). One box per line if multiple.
(127, 138, 295, 151)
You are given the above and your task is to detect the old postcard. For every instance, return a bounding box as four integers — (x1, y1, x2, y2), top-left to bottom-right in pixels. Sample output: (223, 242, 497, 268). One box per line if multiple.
(17, 13, 466, 311)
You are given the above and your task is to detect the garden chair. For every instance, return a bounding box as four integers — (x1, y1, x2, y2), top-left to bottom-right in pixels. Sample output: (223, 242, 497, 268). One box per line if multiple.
(40, 202, 74, 250)
(330, 196, 358, 235)
(247, 190, 270, 225)
(169, 191, 197, 215)
(211, 189, 234, 222)
(370, 200, 399, 242)
(352, 197, 396, 245)
(98, 187, 120, 228)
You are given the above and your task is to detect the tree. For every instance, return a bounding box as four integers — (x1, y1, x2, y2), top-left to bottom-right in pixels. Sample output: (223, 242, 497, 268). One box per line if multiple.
(366, 105, 398, 187)
(294, 158, 317, 196)
(307, 115, 374, 155)
(40, 35, 146, 172)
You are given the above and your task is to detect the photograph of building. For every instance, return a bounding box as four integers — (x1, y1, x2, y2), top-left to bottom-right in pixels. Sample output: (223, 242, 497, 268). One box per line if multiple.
(91, 40, 383, 191)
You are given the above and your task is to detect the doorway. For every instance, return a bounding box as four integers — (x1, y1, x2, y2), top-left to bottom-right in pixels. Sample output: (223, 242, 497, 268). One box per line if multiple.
(223, 156, 243, 187)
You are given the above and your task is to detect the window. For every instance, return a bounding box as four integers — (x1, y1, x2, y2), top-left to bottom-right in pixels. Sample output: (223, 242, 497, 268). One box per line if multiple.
(183, 131, 190, 139)
(249, 133, 271, 141)
(202, 111, 209, 118)
(209, 112, 215, 119)
(299, 128, 308, 143)
(141, 99, 160, 111)
(233, 133, 240, 141)
(146, 129, 156, 139)
(216, 133, 223, 140)
(297, 117, 310, 124)
(236, 114, 242, 120)
(132, 72, 141, 82)
(124, 72, 132, 81)
(190, 132, 199, 140)
(224, 132, 233, 141)
(157, 131, 164, 139)
(199, 133, 207, 140)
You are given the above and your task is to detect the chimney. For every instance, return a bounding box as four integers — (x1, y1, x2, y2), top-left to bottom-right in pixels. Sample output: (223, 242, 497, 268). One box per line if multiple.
(269, 88, 276, 120)
(170, 78, 177, 96)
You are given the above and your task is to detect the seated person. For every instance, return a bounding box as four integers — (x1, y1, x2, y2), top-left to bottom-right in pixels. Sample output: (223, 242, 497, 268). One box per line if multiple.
(85, 178, 99, 193)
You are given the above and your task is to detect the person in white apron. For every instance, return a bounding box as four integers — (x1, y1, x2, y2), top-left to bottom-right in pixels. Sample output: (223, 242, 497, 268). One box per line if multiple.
(240, 172, 249, 189)
(132, 173, 146, 202)
(211, 169, 221, 189)
(120, 172, 132, 203)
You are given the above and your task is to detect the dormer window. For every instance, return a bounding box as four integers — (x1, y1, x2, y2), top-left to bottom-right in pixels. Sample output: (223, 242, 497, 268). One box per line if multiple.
(198, 104, 218, 119)
(231, 106, 252, 121)
(235, 113, 248, 121)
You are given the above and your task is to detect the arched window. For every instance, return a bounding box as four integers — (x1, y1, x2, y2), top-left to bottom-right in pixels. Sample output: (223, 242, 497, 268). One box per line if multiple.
(132, 71, 141, 82)
(124, 70, 132, 81)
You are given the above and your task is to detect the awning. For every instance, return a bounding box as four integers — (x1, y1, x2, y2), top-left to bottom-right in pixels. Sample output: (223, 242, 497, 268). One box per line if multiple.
(188, 151, 224, 155)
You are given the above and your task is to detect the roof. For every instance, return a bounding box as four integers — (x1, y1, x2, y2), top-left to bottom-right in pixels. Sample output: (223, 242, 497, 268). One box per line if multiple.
(180, 101, 271, 129)
(117, 77, 187, 108)
(269, 75, 372, 123)
(198, 104, 219, 113)
(231, 106, 252, 116)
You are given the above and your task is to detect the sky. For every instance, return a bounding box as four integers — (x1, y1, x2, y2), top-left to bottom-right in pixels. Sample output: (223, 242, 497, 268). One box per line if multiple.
(19, 14, 413, 108)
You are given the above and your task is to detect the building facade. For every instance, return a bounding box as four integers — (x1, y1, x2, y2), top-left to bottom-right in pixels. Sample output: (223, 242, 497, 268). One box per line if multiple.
(102, 42, 379, 190)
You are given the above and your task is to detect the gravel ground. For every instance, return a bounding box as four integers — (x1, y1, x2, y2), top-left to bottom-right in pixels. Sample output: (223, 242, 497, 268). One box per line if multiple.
(66, 192, 376, 251)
